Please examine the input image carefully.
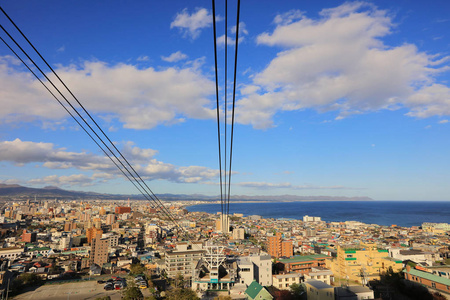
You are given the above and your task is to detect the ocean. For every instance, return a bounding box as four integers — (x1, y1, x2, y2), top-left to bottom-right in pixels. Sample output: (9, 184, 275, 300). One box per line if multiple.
(185, 201, 450, 227)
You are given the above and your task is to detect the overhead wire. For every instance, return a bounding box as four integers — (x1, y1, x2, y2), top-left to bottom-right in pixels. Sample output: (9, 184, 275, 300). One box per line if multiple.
(211, 0, 241, 226)
(224, 0, 228, 224)
(211, 0, 224, 217)
(226, 0, 241, 216)
(0, 6, 176, 231)
(0, 7, 187, 238)
(0, 35, 156, 209)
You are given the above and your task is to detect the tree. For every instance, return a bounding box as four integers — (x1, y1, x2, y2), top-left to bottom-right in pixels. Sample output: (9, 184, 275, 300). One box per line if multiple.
(290, 283, 305, 299)
(130, 263, 147, 276)
(122, 286, 144, 300)
(165, 287, 199, 300)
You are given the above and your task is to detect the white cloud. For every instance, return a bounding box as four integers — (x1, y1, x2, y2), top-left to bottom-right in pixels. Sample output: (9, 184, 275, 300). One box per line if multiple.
(28, 174, 95, 187)
(217, 22, 248, 47)
(0, 139, 219, 185)
(439, 119, 449, 124)
(137, 55, 149, 62)
(236, 2, 450, 128)
(161, 51, 188, 62)
(236, 181, 352, 190)
(170, 8, 212, 39)
(0, 58, 215, 129)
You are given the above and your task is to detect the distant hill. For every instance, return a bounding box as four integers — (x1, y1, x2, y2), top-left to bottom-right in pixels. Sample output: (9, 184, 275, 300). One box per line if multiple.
(0, 184, 373, 202)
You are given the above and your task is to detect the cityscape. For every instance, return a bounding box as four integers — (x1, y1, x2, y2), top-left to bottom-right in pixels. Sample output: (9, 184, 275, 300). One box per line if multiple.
(0, 196, 449, 300)
(1, 0, 450, 300)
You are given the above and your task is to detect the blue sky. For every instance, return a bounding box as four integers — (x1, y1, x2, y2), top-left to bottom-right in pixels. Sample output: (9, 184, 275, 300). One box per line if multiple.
(0, 0, 450, 200)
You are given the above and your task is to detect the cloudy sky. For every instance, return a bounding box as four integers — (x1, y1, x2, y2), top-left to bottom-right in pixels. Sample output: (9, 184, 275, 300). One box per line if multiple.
(0, 0, 449, 200)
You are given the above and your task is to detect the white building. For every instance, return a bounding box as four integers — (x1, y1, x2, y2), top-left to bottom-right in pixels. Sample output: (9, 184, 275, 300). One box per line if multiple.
(248, 254, 272, 287)
(273, 272, 303, 290)
(303, 215, 321, 222)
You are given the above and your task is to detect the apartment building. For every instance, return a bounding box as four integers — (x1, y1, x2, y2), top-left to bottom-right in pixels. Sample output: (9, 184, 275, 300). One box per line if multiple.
(267, 232, 293, 258)
(165, 242, 205, 279)
(328, 243, 403, 284)
(90, 234, 109, 267)
(404, 265, 450, 296)
(277, 254, 330, 274)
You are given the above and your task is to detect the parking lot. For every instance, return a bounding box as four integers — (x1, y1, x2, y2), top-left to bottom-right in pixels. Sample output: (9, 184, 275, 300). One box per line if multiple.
(12, 279, 147, 300)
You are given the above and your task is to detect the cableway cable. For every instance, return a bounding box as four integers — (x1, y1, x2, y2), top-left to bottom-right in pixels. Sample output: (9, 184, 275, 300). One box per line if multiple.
(211, 0, 225, 217)
(0, 9, 186, 237)
(0, 6, 176, 232)
(227, 0, 240, 217)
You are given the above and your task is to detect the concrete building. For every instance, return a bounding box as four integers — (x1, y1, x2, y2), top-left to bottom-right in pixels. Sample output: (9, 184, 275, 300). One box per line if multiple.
(328, 243, 403, 284)
(86, 227, 103, 245)
(21, 229, 36, 243)
(404, 265, 450, 297)
(165, 242, 205, 279)
(236, 254, 273, 287)
(389, 248, 438, 266)
(277, 254, 330, 274)
(216, 214, 230, 233)
(115, 206, 131, 214)
(0, 247, 24, 259)
(105, 214, 116, 225)
(304, 266, 334, 285)
(335, 285, 375, 300)
(303, 215, 321, 222)
(90, 234, 109, 267)
(267, 232, 293, 258)
(304, 279, 334, 300)
(248, 254, 273, 287)
(232, 227, 245, 240)
(273, 272, 303, 290)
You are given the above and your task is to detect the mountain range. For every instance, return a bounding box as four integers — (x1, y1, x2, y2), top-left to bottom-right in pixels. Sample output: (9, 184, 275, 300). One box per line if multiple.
(0, 184, 373, 202)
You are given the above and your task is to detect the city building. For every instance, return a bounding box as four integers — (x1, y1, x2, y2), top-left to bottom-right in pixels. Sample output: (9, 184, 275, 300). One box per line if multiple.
(335, 285, 374, 300)
(105, 214, 116, 225)
(277, 254, 330, 274)
(404, 265, 450, 296)
(165, 242, 205, 279)
(90, 234, 109, 267)
(21, 229, 36, 243)
(232, 227, 245, 240)
(328, 243, 403, 284)
(267, 232, 293, 258)
(303, 215, 322, 222)
(304, 279, 334, 300)
(115, 206, 131, 214)
(273, 272, 303, 290)
(304, 266, 334, 285)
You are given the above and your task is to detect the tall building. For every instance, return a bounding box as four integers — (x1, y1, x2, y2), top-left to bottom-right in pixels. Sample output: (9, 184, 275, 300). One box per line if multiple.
(232, 227, 245, 240)
(90, 233, 109, 267)
(64, 221, 76, 232)
(165, 242, 205, 279)
(216, 214, 230, 233)
(86, 227, 103, 244)
(267, 232, 293, 258)
(106, 214, 116, 225)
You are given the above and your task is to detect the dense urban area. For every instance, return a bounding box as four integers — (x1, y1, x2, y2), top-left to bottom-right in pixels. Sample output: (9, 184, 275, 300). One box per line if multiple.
(0, 198, 449, 300)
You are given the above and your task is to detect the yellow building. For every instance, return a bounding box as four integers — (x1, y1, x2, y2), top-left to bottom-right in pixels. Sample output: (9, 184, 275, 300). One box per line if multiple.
(327, 243, 403, 284)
